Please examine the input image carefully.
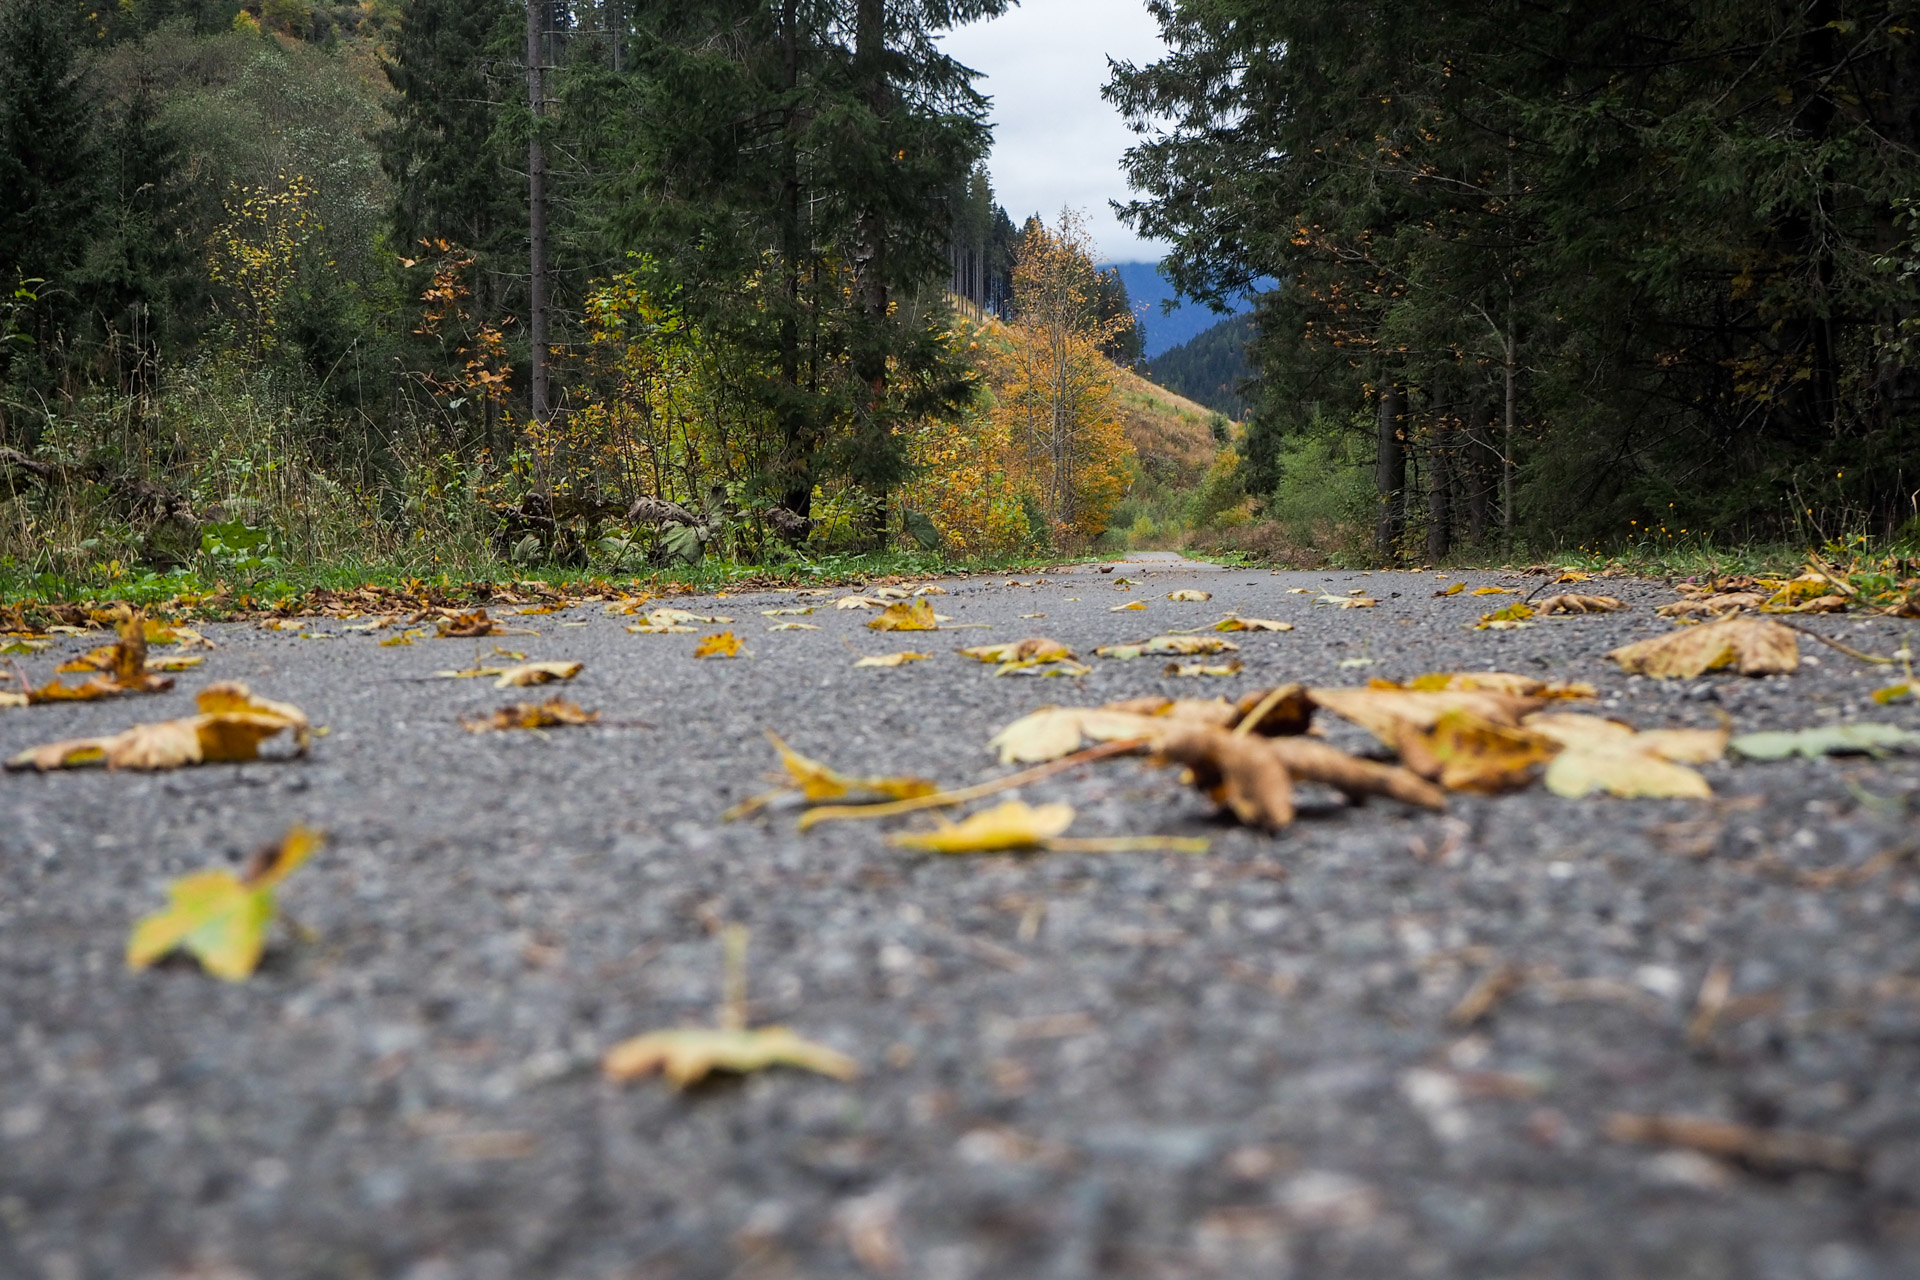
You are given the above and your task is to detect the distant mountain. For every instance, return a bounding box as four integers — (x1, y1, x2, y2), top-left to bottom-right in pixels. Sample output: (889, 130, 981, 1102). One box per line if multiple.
(1101, 261, 1255, 358)
(1146, 314, 1254, 419)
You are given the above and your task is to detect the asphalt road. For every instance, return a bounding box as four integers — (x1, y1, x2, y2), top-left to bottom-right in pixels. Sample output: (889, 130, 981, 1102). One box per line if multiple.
(3, 556, 1919, 1280)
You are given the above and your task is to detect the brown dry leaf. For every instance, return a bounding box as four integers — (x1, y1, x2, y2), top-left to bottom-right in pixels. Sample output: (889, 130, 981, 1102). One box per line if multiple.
(1394, 711, 1560, 793)
(1153, 727, 1295, 828)
(958, 637, 1076, 665)
(1214, 616, 1293, 632)
(1606, 614, 1798, 678)
(1656, 592, 1765, 618)
(1232, 684, 1317, 736)
(1167, 589, 1212, 602)
(6, 681, 310, 772)
(462, 697, 599, 732)
(1264, 736, 1447, 809)
(1389, 671, 1597, 700)
(493, 660, 583, 688)
(1526, 712, 1725, 798)
(1165, 659, 1244, 677)
(436, 609, 496, 638)
(867, 599, 938, 631)
(854, 651, 930, 668)
(889, 800, 1077, 852)
(1095, 635, 1240, 660)
(1534, 593, 1627, 615)
(604, 1026, 858, 1087)
(1308, 686, 1547, 748)
(695, 631, 744, 659)
(1604, 1112, 1858, 1175)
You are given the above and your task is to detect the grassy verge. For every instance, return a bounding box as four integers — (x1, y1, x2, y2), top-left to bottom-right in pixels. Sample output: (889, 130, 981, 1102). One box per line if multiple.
(0, 547, 1091, 618)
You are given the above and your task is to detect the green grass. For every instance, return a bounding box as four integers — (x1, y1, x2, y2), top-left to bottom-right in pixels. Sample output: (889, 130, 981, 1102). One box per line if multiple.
(0, 546, 1094, 616)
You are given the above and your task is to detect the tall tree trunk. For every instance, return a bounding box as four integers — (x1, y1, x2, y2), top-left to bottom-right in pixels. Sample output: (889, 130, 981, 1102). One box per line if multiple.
(1466, 397, 1492, 545)
(1374, 382, 1406, 557)
(525, 0, 550, 433)
(853, 0, 891, 546)
(775, 0, 810, 526)
(1426, 409, 1451, 561)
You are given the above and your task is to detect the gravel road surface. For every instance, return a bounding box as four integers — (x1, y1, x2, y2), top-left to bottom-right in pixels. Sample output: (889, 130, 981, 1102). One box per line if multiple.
(3, 557, 1919, 1280)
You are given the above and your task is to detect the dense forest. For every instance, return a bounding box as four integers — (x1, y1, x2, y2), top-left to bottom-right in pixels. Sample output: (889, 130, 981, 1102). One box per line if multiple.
(1112, 0, 1920, 558)
(1147, 314, 1253, 419)
(0, 0, 1173, 592)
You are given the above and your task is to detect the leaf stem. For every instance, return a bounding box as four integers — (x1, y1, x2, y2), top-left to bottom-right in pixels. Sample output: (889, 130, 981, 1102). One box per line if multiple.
(797, 739, 1147, 830)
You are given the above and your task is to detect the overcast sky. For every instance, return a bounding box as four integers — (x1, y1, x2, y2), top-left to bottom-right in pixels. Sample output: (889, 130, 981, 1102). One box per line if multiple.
(940, 0, 1170, 265)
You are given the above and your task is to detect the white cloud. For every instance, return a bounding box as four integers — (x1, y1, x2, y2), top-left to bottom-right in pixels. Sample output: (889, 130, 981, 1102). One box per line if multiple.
(940, 0, 1169, 264)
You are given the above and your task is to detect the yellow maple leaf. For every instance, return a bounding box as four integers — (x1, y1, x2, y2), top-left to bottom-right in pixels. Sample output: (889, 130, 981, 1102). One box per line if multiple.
(695, 631, 744, 658)
(1526, 712, 1726, 798)
(867, 599, 938, 631)
(126, 826, 322, 981)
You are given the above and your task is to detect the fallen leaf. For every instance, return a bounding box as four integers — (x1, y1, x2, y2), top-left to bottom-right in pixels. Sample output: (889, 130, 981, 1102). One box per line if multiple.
(1535, 594, 1627, 615)
(767, 622, 822, 631)
(1554, 570, 1591, 584)
(761, 607, 815, 617)
(126, 826, 322, 981)
(1019, 612, 1047, 619)
(872, 586, 910, 599)
(1656, 592, 1766, 618)
(0, 638, 49, 655)
(1110, 601, 1149, 611)
(913, 584, 948, 596)
(1152, 729, 1295, 829)
(835, 595, 884, 609)
(1167, 589, 1212, 602)
(1606, 614, 1798, 677)
(1165, 659, 1244, 677)
(867, 599, 938, 631)
(1477, 602, 1536, 628)
(1286, 587, 1314, 594)
(494, 660, 583, 688)
(1213, 616, 1293, 632)
(889, 800, 1077, 852)
(627, 621, 697, 634)
(1317, 594, 1377, 608)
(854, 651, 930, 668)
(1526, 712, 1726, 798)
(436, 609, 495, 638)
(1394, 710, 1561, 792)
(987, 706, 1161, 764)
(6, 681, 310, 771)
(959, 638, 1075, 665)
(1472, 586, 1515, 595)
(1388, 672, 1596, 700)
(695, 631, 744, 658)
(462, 697, 599, 732)
(1728, 722, 1920, 760)
(603, 1026, 858, 1087)
(1096, 635, 1240, 659)
(380, 628, 427, 646)
(1308, 686, 1547, 748)
(1871, 682, 1913, 704)
(726, 732, 938, 818)
(1437, 582, 1467, 596)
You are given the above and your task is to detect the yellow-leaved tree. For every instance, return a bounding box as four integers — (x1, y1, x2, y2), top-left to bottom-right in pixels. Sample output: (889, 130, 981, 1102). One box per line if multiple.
(991, 210, 1134, 544)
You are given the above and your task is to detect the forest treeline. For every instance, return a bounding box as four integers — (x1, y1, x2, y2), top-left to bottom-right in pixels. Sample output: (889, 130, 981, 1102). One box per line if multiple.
(0, 0, 1155, 590)
(1111, 0, 1920, 558)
